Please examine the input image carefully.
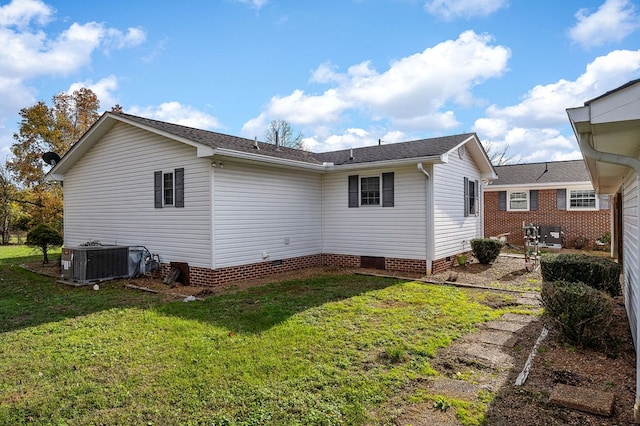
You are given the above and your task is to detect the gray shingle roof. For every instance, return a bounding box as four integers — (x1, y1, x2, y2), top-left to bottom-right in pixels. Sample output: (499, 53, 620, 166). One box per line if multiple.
(490, 160, 590, 186)
(118, 113, 472, 166)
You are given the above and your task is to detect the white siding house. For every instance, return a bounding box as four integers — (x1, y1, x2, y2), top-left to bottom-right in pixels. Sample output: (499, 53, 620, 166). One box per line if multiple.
(567, 79, 640, 422)
(47, 112, 496, 286)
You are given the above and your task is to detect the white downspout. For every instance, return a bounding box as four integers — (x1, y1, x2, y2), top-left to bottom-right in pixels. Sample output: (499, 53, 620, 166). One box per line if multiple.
(578, 132, 640, 421)
(417, 163, 433, 274)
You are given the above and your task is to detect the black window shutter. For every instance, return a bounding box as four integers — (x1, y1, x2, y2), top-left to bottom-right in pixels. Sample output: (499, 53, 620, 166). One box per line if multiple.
(599, 194, 610, 210)
(154, 171, 162, 208)
(348, 175, 359, 208)
(498, 191, 506, 211)
(175, 168, 184, 208)
(530, 190, 538, 211)
(474, 179, 479, 214)
(382, 172, 394, 207)
(463, 177, 469, 217)
(557, 189, 566, 210)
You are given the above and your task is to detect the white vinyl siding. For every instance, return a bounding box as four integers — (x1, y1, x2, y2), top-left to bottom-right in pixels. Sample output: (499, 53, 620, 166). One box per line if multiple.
(63, 122, 213, 268)
(212, 161, 322, 268)
(623, 172, 639, 347)
(322, 165, 426, 259)
(433, 148, 484, 258)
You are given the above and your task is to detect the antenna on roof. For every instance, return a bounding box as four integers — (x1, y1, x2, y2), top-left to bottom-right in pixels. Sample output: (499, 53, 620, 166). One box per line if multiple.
(42, 152, 61, 166)
(275, 131, 279, 150)
(254, 137, 259, 150)
(378, 139, 383, 145)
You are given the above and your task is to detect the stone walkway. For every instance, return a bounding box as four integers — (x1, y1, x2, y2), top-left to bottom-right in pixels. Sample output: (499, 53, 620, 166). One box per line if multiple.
(395, 292, 541, 425)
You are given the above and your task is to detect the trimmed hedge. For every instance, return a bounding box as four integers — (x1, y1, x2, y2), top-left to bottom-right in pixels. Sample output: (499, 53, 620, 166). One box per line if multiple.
(541, 280, 615, 346)
(470, 238, 504, 264)
(540, 253, 621, 296)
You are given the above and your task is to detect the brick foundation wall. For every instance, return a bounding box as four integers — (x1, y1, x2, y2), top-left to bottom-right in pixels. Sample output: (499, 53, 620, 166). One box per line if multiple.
(432, 256, 456, 274)
(157, 253, 437, 289)
(484, 190, 610, 248)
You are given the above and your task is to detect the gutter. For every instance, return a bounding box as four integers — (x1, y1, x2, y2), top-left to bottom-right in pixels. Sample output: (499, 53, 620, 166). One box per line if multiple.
(578, 133, 640, 175)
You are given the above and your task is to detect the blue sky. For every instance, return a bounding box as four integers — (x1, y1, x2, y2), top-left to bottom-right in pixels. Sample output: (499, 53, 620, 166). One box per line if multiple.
(1, 0, 639, 164)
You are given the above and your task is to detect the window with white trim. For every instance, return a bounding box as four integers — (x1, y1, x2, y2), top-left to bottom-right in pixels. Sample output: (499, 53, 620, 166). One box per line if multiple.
(568, 189, 597, 210)
(348, 173, 394, 208)
(154, 168, 184, 208)
(508, 191, 528, 211)
(360, 176, 380, 206)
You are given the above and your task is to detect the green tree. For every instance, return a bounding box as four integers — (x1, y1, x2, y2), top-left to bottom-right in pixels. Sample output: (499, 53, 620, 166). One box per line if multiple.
(264, 119, 305, 149)
(7, 88, 100, 188)
(0, 164, 16, 244)
(26, 223, 63, 264)
(6, 88, 100, 232)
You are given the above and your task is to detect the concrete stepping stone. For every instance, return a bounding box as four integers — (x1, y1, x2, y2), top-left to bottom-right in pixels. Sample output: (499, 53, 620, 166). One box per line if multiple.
(516, 295, 541, 306)
(485, 320, 528, 333)
(458, 342, 513, 368)
(427, 377, 481, 401)
(549, 383, 615, 417)
(501, 313, 537, 324)
(469, 330, 517, 347)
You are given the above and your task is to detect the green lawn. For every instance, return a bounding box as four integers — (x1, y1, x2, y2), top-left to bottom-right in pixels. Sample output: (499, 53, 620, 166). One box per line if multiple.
(0, 245, 521, 425)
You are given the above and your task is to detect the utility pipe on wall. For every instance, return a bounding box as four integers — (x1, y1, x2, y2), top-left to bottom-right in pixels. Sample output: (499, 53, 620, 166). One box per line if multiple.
(417, 163, 434, 274)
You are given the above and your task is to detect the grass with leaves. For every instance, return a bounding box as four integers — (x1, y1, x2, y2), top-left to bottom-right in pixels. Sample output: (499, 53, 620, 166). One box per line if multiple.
(0, 245, 521, 425)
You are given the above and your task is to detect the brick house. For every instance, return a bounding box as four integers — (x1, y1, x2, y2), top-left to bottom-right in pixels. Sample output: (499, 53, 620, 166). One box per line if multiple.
(484, 160, 611, 249)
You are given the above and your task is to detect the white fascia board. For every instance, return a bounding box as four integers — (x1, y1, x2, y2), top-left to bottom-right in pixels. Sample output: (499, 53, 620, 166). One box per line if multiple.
(212, 148, 327, 171)
(328, 154, 448, 172)
(484, 181, 594, 191)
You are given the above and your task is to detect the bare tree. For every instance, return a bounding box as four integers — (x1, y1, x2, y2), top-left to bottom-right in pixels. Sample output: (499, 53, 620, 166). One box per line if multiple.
(482, 141, 523, 166)
(264, 120, 305, 150)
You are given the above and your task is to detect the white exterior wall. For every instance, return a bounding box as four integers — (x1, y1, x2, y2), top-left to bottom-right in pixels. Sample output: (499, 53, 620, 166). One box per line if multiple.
(63, 123, 213, 268)
(322, 165, 427, 259)
(623, 171, 640, 347)
(212, 160, 322, 268)
(432, 147, 484, 259)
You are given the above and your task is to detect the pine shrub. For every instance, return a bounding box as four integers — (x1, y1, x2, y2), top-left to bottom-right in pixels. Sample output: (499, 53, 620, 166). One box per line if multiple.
(541, 280, 615, 346)
(470, 238, 504, 264)
(540, 253, 621, 296)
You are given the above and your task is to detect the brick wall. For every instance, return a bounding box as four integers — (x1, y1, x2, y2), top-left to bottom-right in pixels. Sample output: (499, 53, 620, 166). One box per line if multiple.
(484, 189, 610, 248)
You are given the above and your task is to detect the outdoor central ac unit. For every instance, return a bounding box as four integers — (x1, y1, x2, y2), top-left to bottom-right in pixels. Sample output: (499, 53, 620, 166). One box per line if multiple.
(61, 245, 130, 283)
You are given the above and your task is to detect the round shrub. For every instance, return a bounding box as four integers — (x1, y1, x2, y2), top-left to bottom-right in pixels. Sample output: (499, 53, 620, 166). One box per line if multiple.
(470, 238, 504, 264)
(541, 280, 615, 347)
(540, 253, 621, 296)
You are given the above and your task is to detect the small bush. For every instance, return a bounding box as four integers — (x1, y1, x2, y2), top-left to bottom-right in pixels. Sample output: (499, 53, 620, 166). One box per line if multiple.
(470, 238, 504, 264)
(540, 253, 621, 296)
(541, 280, 615, 346)
(26, 224, 63, 264)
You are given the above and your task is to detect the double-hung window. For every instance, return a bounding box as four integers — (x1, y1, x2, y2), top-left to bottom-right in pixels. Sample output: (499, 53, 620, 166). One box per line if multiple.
(568, 189, 597, 210)
(348, 173, 394, 208)
(154, 168, 184, 208)
(508, 191, 528, 211)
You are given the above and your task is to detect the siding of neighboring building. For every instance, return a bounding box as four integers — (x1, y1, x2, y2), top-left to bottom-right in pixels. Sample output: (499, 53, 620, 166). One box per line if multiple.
(321, 164, 427, 261)
(623, 172, 640, 347)
(63, 122, 213, 268)
(212, 159, 323, 268)
(432, 148, 485, 259)
(484, 189, 610, 248)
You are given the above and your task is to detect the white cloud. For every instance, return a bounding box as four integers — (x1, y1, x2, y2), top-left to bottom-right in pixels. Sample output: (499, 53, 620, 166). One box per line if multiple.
(0, 0, 148, 157)
(0, 0, 52, 28)
(474, 49, 640, 162)
(569, 0, 640, 48)
(128, 102, 221, 130)
(242, 31, 510, 148)
(68, 75, 119, 110)
(424, 0, 508, 20)
(233, 0, 268, 9)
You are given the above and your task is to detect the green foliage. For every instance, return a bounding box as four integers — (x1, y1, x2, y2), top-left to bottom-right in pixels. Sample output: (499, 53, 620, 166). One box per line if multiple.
(540, 253, 621, 296)
(470, 238, 504, 264)
(26, 223, 63, 264)
(541, 280, 615, 346)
